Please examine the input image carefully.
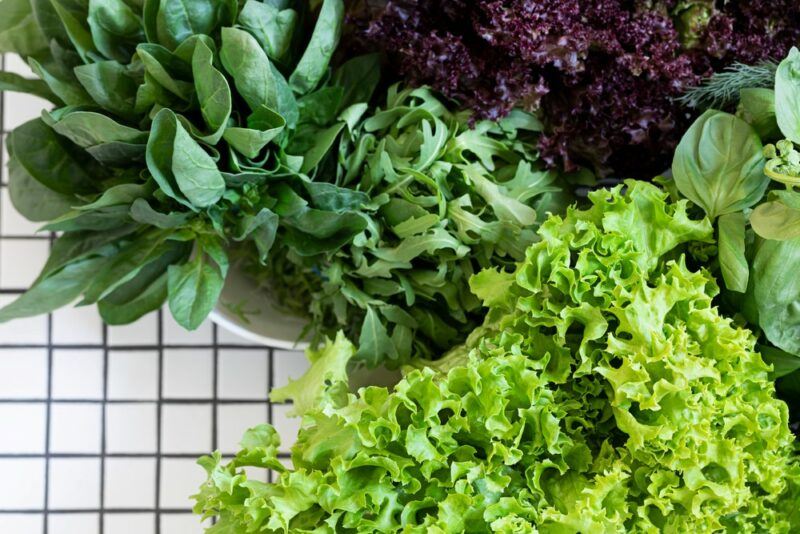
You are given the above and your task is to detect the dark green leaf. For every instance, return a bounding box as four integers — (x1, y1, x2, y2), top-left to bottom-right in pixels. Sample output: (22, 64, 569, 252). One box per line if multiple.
(0, 71, 60, 104)
(74, 60, 139, 119)
(238, 0, 297, 61)
(7, 156, 75, 222)
(220, 27, 277, 112)
(0, 257, 105, 322)
(9, 118, 97, 195)
(192, 39, 231, 144)
(130, 198, 192, 229)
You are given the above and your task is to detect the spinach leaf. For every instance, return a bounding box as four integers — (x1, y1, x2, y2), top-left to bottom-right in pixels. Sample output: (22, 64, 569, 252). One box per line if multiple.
(0, 257, 106, 322)
(672, 110, 768, 219)
(0, 71, 61, 103)
(9, 118, 98, 195)
(7, 156, 75, 222)
(220, 27, 277, 112)
(0, 0, 49, 56)
(87, 0, 144, 63)
(152, 0, 237, 50)
(146, 108, 225, 209)
(74, 61, 139, 119)
(289, 0, 343, 95)
(168, 236, 227, 330)
(192, 39, 231, 144)
(238, 0, 297, 61)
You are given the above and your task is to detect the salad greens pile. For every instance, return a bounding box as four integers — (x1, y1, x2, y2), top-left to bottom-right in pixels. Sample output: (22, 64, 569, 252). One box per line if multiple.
(0, 0, 568, 368)
(670, 46, 800, 425)
(195, 181, 800, 532)
(243, 85, 573, 365)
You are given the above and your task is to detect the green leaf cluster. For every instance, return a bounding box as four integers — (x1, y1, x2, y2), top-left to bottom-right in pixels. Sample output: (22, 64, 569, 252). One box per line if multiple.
(0, 0, 372, 330)
(671, 45, 800, 417)
(194, 182, 800, 533)
(239, 86, 573, 366)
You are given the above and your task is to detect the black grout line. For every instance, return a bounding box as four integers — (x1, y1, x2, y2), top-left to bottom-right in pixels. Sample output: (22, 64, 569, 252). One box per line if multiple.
(98, 323, 109, 534)
(154, 310, 164, 534)
(0, 54, 5, 288)
(42, 231, 55, 534)
(0, 509, 196, 515)
(0, 342, 268, 350)
(0, 397, 285, 404)
(267, 348, 275, 484)
(0, 452, 296, 460)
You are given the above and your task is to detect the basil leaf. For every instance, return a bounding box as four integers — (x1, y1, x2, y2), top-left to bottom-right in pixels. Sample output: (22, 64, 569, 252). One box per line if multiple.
(753, 236, 800, 355)
(672, 110, 768, 219)
(718, 212, 748, 293)
(751, 195, 800, 241)
(775, 46, 800, 144)
(737, 88, 780, 141)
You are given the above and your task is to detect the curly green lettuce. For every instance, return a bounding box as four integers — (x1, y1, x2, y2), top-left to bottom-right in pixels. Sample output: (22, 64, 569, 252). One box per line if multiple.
(194, 181, 800, 533)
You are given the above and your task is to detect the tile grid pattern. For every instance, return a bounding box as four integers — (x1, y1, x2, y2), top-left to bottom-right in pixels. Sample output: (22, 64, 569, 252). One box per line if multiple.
(0, 54, 306, 534)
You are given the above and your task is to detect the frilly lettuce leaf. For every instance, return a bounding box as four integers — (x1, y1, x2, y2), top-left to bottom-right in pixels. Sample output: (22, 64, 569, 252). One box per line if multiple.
(195, 181, 799, 533)
(269, 331, 355, 416)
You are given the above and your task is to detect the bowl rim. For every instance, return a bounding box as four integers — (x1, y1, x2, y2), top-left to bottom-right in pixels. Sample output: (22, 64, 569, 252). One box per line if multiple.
(209, 308, 311, 350)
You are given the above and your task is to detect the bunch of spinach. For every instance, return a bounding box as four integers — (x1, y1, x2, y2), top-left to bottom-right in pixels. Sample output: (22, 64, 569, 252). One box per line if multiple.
(0, 0, 381, 330)
(240, 85, 577, 366)
(671, 46, 800, 423)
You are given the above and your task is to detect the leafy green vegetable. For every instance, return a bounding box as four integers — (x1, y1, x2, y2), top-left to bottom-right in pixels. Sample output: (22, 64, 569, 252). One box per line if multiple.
(195, 182, 800, 533)
(672, 109, 767, 220)
(0, 0, 384, 332)
(775, 47, 800, 145)
(242, 85, 573, 366)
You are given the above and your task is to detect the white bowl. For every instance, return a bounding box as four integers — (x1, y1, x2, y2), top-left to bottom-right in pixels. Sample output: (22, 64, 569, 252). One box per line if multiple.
(211, 265, 404, 389)
(210, 263, 311, 350)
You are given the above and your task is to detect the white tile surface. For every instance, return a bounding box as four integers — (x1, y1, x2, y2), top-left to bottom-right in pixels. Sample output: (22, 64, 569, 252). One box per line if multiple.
(103, 513, 154, 534)
(217, 404, 268, 455)
(108, 315, 158, 346)
(0, 403, 45, 453)
(108, 351, 158, 400)
(51, 350, 104, 400)
(49, 514, 99, 534)
(0, 239, 50, 289)
(48, 458, 101, 510)
(105, 404, 157, 454)
(218, 349, 269, 399)
(0, 348, 47, 398)
(104, 458, 156, 509)
(49, 404, 102, 454)
(0, 459, 45, 508)
(162, 349, 213, 399)
(159, 459, 206, 509)
(0, 296, 47, 344)
(0, 514, 44, 533)
(161, 404, 212, 454)
(52, 307, 104, 345)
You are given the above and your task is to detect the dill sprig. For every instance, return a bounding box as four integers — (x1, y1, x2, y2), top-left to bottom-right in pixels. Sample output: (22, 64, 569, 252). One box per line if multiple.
(678, 61, 778, 110)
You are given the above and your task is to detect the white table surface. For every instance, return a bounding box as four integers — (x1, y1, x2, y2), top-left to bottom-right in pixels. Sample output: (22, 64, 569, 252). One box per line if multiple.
(0, 54, 309, 534)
